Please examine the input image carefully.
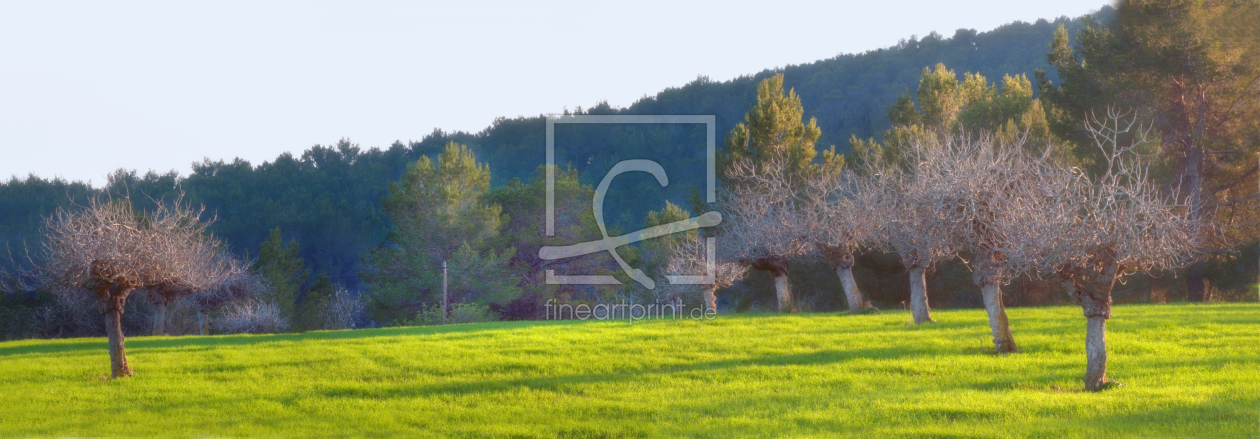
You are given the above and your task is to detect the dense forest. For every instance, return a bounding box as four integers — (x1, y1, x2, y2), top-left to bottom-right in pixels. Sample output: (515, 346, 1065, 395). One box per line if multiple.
(0, 12, 1103, 294)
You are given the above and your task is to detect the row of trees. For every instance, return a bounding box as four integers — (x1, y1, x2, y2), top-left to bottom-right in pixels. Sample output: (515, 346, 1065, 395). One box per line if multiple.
(5, 3, 1244, 317)
(0, 1, 1251, 385)
(663, 71, 1206, 390)
(655, 0, 1260, 388)
(0, 8, 1100, 294)
(361, 0, 1258, 328)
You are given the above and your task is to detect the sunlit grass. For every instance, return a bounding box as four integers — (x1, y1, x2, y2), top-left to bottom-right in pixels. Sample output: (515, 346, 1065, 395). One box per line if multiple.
(0, 304, 1256, 438)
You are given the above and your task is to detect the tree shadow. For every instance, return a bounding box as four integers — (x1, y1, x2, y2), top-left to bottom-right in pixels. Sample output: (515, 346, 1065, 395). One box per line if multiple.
(0, 319, 574, 357)
(315, 345, 930, 401)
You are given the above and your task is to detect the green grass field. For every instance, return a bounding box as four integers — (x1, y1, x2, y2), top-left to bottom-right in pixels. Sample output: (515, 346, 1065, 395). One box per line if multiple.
(0, 303, 1257, 438)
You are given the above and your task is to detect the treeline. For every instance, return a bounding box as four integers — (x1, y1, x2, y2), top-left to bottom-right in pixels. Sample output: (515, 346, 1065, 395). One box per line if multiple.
(4, 2, 1257, 340)
(3, 144, 417, 290)
(0, 11, 1102, 293)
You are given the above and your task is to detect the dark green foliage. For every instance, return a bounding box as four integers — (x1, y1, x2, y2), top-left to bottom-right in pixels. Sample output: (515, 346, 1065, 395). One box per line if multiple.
(0, 175, 94, 264)
(446, 244, 525, 307)
(183, 141, 413, 290)
(294, 273, 333, 331)
(0, 9, 1112, 313)
(0, 292, 53, 340)
(638, 202, 692, 280)
(1037, 0, 1260, 301)
(413, 15, 1099, 231)
(485, 166, 619, 306)
(255, 227, 309, 320)
(362, 143, 525, 325)
(1201, 241, 1260, 302)
(359, 243, 435, 325)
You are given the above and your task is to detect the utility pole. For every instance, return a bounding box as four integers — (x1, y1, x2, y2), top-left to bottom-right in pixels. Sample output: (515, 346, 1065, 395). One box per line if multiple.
(442, 260, 448, 325)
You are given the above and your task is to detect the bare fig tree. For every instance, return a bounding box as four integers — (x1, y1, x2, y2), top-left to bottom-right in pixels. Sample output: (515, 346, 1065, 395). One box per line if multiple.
(1013, 107, 1205, 390)
(659, 236, 748, 313)
(719, 157, 814, 312)
(918, 132, 1069, 353)
(797, 167, 881, 314)
(186, 258, 261, 335)
(40, 197, 226, 378)
(861, 134, 964, 324)
(145, 245, 240, 335)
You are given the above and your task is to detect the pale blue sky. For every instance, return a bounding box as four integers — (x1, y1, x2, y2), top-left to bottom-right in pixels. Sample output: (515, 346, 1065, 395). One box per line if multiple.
(1, 0, 1109, 184)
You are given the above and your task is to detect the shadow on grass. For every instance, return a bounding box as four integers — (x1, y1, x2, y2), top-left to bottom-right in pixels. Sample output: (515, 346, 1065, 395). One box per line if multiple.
(316, 346, 933, 400)
(0, 319, 579, 358)
(0, 312, 925, 358)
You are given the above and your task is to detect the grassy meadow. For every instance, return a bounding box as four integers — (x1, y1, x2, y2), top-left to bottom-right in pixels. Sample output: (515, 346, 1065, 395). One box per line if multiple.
(0, 303, 1257, 438)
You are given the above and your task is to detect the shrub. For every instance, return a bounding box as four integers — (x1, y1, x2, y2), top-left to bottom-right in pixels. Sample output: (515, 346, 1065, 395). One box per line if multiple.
(411, 303, 495, 326)
(213, 301, 290, 334)
(322, 286, 363, 330)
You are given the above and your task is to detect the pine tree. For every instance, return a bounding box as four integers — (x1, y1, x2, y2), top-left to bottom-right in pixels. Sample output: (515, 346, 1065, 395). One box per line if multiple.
(254, 227, 308, 322)
(364, 142, 514, 324)
(718, 74, 843, 312)
(1037, 1, 1260, 301)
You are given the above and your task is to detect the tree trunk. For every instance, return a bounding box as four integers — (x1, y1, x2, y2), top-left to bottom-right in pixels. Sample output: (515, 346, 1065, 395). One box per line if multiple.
(818, 244, 864, 313)
(152, 301, 168, 336)
(908, 266, 933, 324)
(1186, 262, 1208, 302)
(100, 291, 133, 379)
(773, 273, 793, 313)
(702, 286, 718, 314)
(747, 257, 793, 313)
(1084, 316, 1108, 390)
(1060, 253, 1117, 391)
(837, 265, 863, 313)
(980, 282, 1018, 353)
(105, 308, 131, 378)
(826, 248, 866, 314)
(198, 308, 209, 335)
(1183, 141, 1208, 302)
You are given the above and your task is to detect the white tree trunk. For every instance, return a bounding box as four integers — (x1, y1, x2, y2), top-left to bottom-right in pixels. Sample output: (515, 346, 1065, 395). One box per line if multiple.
(981, 282, 1018, 353)
(1084, 316, 1109, 390)
(773, 274, 793, 312)
(703, 286, 718, 314)
(908, 267, 933, 324)
(836, 266, 863, 313)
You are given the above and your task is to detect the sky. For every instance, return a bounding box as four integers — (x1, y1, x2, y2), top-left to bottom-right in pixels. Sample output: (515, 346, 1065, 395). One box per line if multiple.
(1, 0, 1110, 185)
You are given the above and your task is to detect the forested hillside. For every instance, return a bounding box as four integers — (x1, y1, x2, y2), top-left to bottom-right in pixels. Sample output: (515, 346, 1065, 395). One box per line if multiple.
(0, 10, 1106, 291)
(420, 14, 1102, 184)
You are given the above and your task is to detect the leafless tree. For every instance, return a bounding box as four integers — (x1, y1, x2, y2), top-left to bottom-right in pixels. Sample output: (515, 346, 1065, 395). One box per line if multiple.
(1012, 107, 1206, 389)
(658, 236, 748, 313)
(143, 244, 240, 335)
(861, 134, 966, 324)
(38, 196, 226, 378)
(719, 158, 815, 312)
(186, 261, 263, 335)
(797, 168, 881, 314)
(909, 132, 1071, 352)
